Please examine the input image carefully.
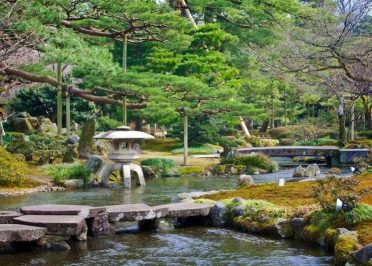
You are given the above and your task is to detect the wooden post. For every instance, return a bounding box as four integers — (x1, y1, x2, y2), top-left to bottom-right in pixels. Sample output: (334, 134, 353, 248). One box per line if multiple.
(57, 63, 62, 136)
(183, 113, 188, 166)
(122, 34, 128, 125)
(122, 96, 127, 126)
(66, 91, 71, 138)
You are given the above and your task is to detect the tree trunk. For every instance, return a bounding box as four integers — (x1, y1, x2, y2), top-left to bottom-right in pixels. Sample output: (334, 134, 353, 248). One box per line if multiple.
(337, 96, 346, 147)
(239, 116, 250, 137)
(350, 100, 355, 141)
(259, 120, 269, 133)
(284, 95, 288, 126)
(57, 63, 62, 136)
(270, 95, 274, 129)
(180, 0, 197, 28)
(183, 114, 188, 166)
(361, 96, 372, 130)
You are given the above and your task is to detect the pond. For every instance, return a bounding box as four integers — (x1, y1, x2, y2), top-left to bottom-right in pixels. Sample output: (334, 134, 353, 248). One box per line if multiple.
(0, 172, 333, 266)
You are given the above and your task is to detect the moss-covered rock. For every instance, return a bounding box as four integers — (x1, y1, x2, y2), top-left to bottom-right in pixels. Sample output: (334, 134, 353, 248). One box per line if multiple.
(302, 225, 324, 246)
(324, 228, 336, 251)
(334, 231, 358, 266)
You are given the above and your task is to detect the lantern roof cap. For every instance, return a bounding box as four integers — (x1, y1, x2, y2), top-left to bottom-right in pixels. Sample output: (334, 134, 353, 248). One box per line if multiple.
(93, 126, 155, 140)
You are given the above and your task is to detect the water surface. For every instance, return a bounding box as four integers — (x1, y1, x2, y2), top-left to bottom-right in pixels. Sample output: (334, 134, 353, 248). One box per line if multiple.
(0, 173, 333, 266)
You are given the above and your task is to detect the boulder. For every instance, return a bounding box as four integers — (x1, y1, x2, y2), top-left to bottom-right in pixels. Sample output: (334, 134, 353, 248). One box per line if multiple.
(353, 244, 372, 265)
(291, 217, 305, 240)
(327, 167, 342, 176)
(275, 218, 292, 238)
(210, 202, 226, 227)
(232, 206, 244, 217)
(85, 155, 103, 174)
(8, 113, 34, 133)
(36, 235, 71, 251)
(78, 118, 96, 158)
(66, 135, 79, 145)
(293, 164, 320, 177)
(155, 218, 175, 231)
(37, 118, 57, 135)
(63, 179, 84, 189)
(62, 144, 79, 163)
(237, 175, 254, 186)
(142, 165, 157, 179)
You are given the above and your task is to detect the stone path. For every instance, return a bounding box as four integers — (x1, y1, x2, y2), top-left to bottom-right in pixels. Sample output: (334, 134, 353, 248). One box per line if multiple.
(105, 203, 168, 222)
(14, 215, 87, 236)
(0, 211, 22, 224)
(0, 202, 216, 247)
(157, 203, 214, 217)
(21, 204, 105, 218)
(0, 224, 46, 242)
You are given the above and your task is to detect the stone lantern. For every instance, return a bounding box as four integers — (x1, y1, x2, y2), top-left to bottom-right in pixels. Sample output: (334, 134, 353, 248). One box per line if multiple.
(93, 126, 154, 188)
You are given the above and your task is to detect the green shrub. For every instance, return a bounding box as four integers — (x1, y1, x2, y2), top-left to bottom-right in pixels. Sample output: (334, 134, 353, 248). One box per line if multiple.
(42, 163, 92, 186)
(221, 154, 279, 173)
(312, 176, 371, 211)
(0, 146, 28, 187)
(96, 116, 122, 132)
(316, 137, 338, 146)
(141, 158, 178, 177)
(246, 136, 279, 147)
(280, 138, 295, 146)
(309, 204, 372, 232)
(269, 127, 291, 139)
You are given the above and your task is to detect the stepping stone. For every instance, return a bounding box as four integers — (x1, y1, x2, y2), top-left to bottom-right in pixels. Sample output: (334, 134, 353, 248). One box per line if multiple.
(14, 215, 86, 236)
(0, 224, 46, 242)
(156, 203, 214, 218)
(0, 211, 22, 224)
(104, 204, 168, 222)
(20, 204, 105, 218)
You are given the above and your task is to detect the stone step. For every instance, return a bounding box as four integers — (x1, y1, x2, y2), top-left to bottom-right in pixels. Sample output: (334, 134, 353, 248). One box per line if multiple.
(20, 204, 105, 218)
(156, 203, 214, 218)
(13, 215, 87, 236)
(105, 204, 168, 222)
(0, 211, 22, 224)
(0, 224, 46, 242)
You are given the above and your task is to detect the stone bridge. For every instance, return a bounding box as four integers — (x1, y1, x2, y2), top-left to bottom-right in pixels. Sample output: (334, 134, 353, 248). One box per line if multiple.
(235, 146, 369, 164)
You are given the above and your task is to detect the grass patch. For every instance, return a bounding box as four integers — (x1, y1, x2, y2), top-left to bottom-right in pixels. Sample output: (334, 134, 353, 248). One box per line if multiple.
(171, 143, 221, 155)
(42, 163, 92, 186)
(141, 138, 180, 152)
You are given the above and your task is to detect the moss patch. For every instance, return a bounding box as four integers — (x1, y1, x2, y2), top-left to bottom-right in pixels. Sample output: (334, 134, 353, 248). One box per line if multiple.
(334, 234, 357, 266)
(202, 174, 372, 208)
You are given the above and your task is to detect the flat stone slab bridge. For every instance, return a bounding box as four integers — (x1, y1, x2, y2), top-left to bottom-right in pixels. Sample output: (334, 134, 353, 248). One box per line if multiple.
(235, 146, 369, 164)
(0, 203, 214, 249)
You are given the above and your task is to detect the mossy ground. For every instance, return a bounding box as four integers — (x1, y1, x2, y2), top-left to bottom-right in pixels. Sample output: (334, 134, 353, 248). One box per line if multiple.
(202, 173, 372, 246)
